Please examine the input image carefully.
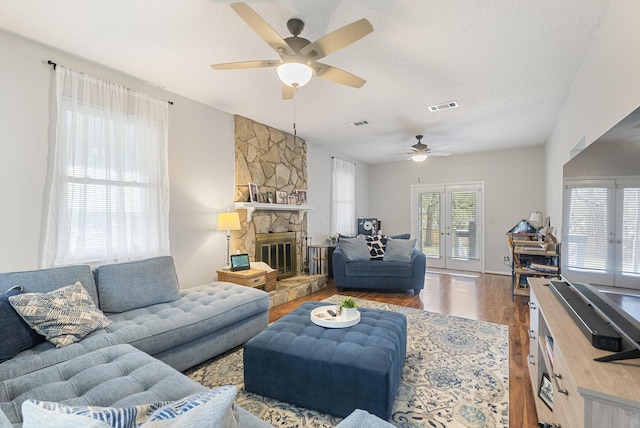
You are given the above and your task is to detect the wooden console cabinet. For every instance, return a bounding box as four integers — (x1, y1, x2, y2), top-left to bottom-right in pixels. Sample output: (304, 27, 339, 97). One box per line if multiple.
(528, 278, 640, 427)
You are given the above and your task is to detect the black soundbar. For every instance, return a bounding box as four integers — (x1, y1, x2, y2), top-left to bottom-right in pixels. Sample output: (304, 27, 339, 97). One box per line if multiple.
(549, 281, 622, 352)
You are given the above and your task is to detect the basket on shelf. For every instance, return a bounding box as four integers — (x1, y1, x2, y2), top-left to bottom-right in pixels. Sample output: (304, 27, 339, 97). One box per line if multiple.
(264, 270, 277, 292)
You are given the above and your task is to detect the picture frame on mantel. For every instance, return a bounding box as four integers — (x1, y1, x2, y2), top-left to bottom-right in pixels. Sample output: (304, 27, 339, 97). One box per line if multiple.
(276, 191, 287, 204)
(296, 189, 307, 205)
(248, 183, 258, 203)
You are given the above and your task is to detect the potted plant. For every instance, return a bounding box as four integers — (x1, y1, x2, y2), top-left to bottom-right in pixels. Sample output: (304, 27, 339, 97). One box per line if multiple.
(339, 297, 358, 319)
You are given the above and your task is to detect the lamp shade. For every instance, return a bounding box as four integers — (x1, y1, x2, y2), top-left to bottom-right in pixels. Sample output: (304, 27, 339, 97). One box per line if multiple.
(529, 211, 542, 225)
(277, 62, 314, 88)
(217, 212, 241, 231)
(411, 153, 428, 162)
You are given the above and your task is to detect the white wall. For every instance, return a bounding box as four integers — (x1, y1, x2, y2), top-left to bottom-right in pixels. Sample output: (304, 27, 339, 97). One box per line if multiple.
(371, 146, 546, 274)
(306, 143, 370, 245)
(546, 1, 640, 231)
(0, 30, 365, 287)
(0, 31, 234, 287)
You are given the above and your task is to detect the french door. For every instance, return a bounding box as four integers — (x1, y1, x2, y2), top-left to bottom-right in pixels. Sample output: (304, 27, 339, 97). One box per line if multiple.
(562, 179, 640, 288)
(412, 183, 484, 272)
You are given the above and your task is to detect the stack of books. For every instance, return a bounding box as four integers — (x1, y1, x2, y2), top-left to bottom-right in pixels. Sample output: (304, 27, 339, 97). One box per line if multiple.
(528, 263, 558, 274)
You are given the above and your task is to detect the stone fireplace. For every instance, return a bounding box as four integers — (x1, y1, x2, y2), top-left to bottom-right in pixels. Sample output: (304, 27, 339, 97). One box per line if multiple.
(232, 115, 307, 276)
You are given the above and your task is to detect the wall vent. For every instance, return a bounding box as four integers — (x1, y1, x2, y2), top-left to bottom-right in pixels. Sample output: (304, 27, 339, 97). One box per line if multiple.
(348, 119, 369, 127)
(428, 101, 458, 112)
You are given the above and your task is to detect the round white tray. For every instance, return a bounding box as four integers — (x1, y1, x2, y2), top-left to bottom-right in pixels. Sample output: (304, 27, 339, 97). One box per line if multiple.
(310, 305, 361, 328)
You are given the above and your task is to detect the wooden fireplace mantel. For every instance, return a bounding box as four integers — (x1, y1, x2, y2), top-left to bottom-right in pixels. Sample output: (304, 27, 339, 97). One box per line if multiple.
(234, 202, 315, 222)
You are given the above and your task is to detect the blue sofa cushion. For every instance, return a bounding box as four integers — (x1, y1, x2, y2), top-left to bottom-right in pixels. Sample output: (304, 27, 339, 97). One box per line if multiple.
(21, 386, 238, 428)
(103, 283, 268, 357)
(389, 233, 410, 240)
(0, 343, 206, 426)
(0, 287, 45, 363)
(338, 237, 370, 262)
(94, 256, 181, 313)
(0, 264, 99, 307)
(345, 261, 413, 278)
(384, 238, 417, 263)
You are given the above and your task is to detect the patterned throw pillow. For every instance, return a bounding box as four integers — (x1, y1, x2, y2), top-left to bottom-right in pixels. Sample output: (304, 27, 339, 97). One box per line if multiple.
(21, 386, 238, 428)
(8, 281, 111, 348)
(364, 234, 388, 259)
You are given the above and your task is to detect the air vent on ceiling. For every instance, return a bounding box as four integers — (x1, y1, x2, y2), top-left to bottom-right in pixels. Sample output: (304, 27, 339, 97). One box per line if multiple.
(428, 101, 458, 112)
(348, 119, 369, 127)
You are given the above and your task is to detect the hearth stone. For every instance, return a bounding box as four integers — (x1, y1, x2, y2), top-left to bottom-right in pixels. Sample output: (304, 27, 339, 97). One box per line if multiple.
(268, 275, 326, 309)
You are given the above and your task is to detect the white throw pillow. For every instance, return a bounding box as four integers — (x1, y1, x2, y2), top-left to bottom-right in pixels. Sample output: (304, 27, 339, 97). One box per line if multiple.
(21, 386, 238, 428)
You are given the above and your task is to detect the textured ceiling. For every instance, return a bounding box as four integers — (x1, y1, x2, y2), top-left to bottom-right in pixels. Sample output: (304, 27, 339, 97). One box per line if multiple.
(1, 1, 611, 164)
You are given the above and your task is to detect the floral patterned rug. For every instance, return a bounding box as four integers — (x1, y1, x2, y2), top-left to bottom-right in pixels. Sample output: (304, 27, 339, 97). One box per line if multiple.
(185, 295, 509, 427)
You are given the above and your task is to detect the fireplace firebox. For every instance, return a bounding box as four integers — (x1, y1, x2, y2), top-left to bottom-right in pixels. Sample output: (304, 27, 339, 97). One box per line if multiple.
(255, 232, 297, 280)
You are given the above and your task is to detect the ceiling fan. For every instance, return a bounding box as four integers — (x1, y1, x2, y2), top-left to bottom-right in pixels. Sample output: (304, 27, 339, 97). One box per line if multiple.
(211, 2, 374, 99)
(406, 135, 451, 162)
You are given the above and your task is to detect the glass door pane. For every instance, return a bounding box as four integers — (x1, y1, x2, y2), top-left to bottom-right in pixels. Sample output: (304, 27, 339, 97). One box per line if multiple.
(616, 183, 640, 288)
(445, 186, 482, 272)
(417, 191, 442, 260)
(562, 180, 614, 286)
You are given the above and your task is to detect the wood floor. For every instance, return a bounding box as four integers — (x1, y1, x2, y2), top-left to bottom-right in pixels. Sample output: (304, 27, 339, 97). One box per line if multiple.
(269, 270, 539, 428)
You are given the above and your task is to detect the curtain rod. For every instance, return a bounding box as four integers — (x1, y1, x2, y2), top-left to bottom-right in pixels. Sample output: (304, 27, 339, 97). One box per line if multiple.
(331, 156, 356, 165)
(46, 60, 174, 105)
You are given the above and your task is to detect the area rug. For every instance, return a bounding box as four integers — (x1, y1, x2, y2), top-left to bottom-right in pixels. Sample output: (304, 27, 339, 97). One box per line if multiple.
(185, 295, 509, 427)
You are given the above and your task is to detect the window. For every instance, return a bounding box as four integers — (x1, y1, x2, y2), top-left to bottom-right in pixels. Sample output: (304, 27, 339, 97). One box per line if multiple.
(562, 179, 640, 287)
(42, 66, 170, 267)
(331, 157, 356, 236)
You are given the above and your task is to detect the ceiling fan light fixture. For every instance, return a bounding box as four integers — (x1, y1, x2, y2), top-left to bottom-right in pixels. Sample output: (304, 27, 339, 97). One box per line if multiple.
(277, 62, 314, 88)
(411, 153, 428, 162)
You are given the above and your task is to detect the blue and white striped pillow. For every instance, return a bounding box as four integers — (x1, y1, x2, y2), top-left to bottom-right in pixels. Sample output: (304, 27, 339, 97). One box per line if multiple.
(21, 386, 238, 428)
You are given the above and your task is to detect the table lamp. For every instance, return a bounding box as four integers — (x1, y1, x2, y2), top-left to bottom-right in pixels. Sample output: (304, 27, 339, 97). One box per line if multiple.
(217, 211, 241, 270)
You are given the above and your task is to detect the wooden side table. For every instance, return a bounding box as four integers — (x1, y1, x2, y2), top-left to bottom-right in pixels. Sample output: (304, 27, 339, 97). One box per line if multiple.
(217, 269, 266, 290)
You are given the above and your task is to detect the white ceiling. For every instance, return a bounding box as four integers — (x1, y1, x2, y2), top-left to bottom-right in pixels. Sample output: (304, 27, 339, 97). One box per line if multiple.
(1, 1, 611, 164)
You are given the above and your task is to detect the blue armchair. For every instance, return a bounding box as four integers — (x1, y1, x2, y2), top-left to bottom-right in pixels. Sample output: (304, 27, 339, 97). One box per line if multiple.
(332, 246, 426, 294)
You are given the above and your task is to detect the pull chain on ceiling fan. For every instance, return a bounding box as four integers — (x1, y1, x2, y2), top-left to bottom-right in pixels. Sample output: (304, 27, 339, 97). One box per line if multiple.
(211, 2, 374, 99)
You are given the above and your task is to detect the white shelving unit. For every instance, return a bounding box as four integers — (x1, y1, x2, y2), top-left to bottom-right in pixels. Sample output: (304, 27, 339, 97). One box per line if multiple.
(233, 202, 315, 222)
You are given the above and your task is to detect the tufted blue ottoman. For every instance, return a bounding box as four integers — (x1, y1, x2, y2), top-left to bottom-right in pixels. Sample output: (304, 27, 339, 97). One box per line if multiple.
(243, 301, 406, 420)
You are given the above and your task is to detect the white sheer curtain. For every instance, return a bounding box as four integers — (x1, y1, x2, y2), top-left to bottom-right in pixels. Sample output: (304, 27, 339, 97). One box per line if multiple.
(42, 66, 170, 267)
(331, 157, 356, 236)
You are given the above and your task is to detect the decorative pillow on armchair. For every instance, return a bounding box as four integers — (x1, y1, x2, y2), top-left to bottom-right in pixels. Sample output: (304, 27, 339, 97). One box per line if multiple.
(8, 281, 111, 348)
(364, 234, 388, 259)
(384, 238, 417, 263)
(338, 236, 371, 262)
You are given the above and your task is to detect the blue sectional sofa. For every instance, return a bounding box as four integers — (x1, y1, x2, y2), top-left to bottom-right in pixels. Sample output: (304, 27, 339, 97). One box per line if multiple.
(0, 256, 271, 427)
(0, 256, 395, 428)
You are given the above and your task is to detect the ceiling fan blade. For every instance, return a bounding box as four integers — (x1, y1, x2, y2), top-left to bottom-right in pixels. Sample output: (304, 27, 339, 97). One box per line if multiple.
(230, 2, 295, 56)
(211, 60, 279, 70)
(300, 18, 373, 60)
(282, 84, 295, 100)
(428, 152, 451, 157)
(314, 63, 366, 88)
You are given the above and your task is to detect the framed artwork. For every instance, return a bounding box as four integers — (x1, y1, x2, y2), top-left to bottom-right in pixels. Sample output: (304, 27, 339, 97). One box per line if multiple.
(258, 192, 266, 203)
(267, 191, 274, 204)
(538, 372, 553, 410)
(296, 190, 307, 205)
(288, 194, 298, 205)
(248, 183, 258, 203)
(230, 253, 251, 271)
(276, 191, 287, 204)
